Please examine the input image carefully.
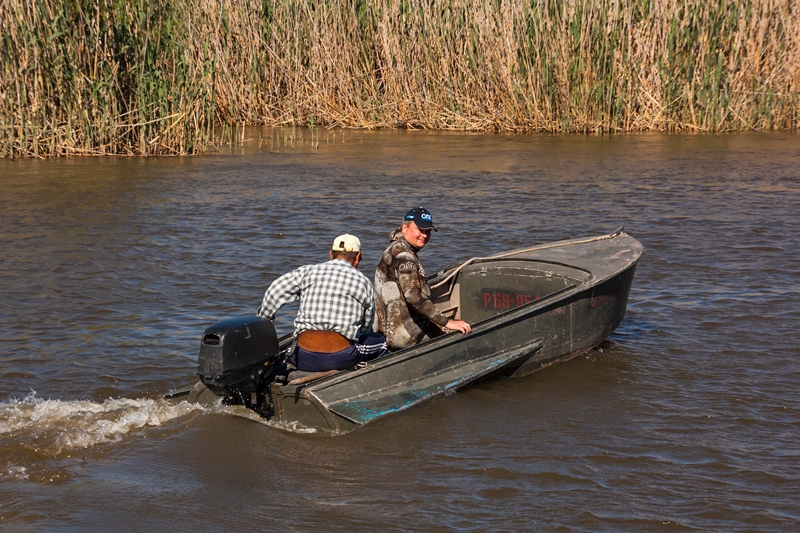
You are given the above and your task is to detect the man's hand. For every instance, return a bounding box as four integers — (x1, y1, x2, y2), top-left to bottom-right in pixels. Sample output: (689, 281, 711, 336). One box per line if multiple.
(445, 319, 471, 334)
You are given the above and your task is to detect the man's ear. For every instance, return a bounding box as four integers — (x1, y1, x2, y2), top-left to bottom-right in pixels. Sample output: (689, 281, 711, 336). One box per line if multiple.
(329, 250, 335, 260)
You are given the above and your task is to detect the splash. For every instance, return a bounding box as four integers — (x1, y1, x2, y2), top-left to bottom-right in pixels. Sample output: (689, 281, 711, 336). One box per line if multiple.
(0, 391, 206, 458)
(220, 404, 319, 434)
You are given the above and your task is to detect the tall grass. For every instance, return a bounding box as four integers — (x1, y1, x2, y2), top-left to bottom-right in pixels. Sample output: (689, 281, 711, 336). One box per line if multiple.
(2, 0, 798, 157)
(0, 0, 215, 157)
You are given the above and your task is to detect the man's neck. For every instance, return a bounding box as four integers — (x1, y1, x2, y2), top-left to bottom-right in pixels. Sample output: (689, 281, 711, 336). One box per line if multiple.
(331, 257, 357, 268)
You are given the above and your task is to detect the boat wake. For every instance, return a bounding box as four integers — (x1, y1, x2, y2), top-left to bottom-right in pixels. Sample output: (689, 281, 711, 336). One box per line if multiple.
(219, 404, 321, 434)
(0, 390, 324, 482)
(0, 391, 206, 471)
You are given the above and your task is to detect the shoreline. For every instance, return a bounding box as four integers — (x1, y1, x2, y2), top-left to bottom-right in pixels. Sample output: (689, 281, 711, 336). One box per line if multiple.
(2, 0, 799, 158)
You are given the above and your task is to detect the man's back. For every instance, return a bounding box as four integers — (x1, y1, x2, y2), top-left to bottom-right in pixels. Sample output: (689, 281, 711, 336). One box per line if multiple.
(259, 258, 374, 341)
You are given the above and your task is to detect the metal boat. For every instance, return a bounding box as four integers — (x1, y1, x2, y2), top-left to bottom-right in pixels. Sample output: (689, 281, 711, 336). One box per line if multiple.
(168, 228, 643, 434)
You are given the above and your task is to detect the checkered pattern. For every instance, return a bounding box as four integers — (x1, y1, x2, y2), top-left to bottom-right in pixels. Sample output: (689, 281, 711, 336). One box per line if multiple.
(257, 259, 375, 341)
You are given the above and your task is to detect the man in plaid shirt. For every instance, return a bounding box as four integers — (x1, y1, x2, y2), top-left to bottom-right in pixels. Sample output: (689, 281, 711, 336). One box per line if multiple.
(257, 234, 388, 372)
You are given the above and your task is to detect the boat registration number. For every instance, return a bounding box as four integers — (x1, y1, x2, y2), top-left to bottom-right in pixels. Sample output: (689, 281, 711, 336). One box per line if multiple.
(482, 291, 536, 309)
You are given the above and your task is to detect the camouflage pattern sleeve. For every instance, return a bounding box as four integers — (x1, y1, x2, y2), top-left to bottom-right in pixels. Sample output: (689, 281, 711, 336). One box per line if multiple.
(396, 254, 449, 327)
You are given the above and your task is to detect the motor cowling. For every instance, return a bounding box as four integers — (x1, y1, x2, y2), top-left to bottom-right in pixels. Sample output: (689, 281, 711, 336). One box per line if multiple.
(197, 315, 280, 402)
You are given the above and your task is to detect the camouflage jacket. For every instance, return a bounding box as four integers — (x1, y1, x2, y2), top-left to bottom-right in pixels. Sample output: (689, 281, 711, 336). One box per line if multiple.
(374, 228, 449, 350)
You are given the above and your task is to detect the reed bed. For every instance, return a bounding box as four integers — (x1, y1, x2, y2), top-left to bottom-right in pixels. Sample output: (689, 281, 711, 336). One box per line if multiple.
(2, 0, 798, 157)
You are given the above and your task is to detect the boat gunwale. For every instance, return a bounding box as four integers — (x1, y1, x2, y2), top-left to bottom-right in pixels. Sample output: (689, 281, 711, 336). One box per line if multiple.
(320, 337, 546, 421)
(428, 227, 628, 290)
(430, 256, 594, 280)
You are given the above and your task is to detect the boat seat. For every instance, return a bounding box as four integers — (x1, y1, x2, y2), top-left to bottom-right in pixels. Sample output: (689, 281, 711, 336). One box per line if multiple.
(286, 368, 341, 385)
(287, 369, 320, 381)
(432, 283, 461, 319)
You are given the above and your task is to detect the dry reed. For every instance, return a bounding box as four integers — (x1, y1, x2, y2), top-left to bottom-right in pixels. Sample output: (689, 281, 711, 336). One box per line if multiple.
(2, 0, 798, 157)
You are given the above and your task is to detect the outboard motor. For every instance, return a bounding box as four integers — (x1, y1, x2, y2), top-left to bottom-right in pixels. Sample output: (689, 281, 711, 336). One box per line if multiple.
(196, 315, 282, 416)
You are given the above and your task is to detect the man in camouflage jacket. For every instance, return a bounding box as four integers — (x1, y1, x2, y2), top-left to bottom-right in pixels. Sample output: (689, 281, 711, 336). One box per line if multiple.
(374, 208, 471, 351)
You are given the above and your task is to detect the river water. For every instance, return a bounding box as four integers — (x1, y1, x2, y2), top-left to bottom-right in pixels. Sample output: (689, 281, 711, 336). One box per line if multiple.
(1, 129, 798, 532)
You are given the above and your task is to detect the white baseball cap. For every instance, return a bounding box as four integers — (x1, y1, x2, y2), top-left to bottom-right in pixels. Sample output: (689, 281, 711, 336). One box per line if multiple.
(331, 234, 361, 252)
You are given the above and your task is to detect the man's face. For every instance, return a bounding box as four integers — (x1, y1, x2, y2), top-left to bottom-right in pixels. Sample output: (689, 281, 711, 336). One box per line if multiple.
(402, 221, 432, 250)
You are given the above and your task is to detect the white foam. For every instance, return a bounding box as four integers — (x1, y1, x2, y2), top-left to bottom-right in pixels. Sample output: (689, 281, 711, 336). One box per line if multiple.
(0, 391, 206, 456)
(4, 464, 28, 480)
(220, 405, 319, 434)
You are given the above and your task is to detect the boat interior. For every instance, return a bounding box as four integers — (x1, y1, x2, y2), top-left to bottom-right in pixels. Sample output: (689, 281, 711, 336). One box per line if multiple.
(430, 259, 590, 324)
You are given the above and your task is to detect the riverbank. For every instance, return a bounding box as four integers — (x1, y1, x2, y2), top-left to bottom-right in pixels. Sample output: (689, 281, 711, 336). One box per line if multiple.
(2, 0, 798, 158)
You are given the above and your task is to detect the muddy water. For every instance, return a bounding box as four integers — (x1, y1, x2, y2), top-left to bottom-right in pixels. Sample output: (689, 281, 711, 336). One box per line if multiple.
(1, 130, 798, 532)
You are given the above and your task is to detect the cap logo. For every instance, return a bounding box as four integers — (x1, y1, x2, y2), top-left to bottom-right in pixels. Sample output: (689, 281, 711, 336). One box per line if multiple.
(403, 207, 437, 231)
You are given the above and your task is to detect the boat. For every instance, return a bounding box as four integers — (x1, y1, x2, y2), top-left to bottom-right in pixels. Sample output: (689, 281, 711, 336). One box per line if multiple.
(168, 228, 643, 434)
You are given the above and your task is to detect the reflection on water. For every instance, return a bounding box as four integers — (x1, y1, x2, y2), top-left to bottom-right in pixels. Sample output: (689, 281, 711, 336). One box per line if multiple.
(1, 130, 799, 531)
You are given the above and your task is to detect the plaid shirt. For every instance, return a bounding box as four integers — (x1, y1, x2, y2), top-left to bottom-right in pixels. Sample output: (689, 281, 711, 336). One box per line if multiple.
(257, 259, 375, 341)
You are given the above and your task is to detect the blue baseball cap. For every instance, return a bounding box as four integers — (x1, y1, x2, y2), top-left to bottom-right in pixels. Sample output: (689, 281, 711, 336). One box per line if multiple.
(404, 207, 437, 231)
